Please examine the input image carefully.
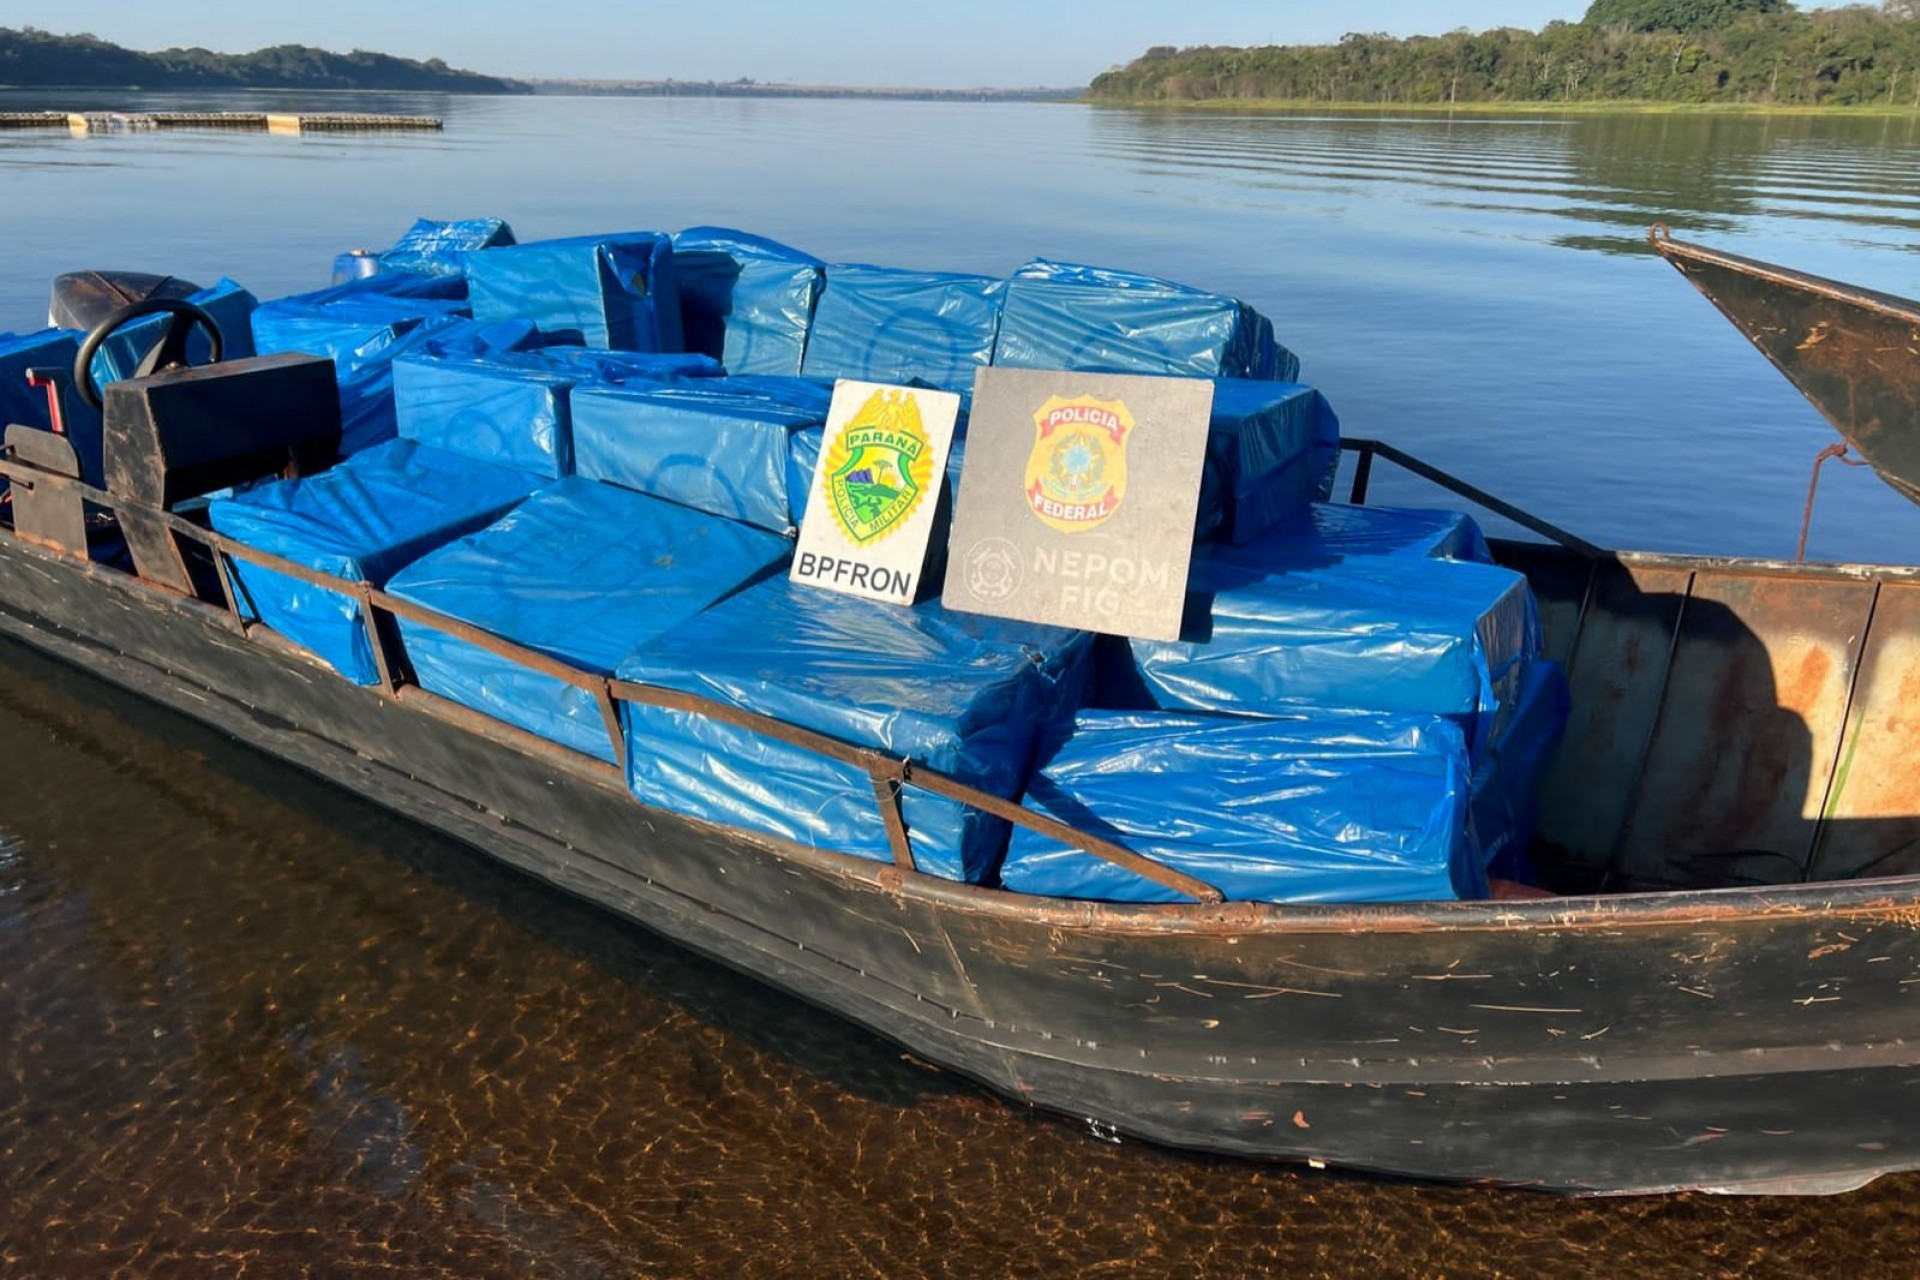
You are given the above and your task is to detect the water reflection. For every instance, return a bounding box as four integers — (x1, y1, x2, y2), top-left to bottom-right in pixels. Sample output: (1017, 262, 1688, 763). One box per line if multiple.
(1085, 108, 1920, 255)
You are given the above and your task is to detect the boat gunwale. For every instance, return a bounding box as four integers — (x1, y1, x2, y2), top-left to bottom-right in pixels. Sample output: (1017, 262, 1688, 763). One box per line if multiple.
(1650, 224, 1920, 330)
(5, 451, 1920, 941)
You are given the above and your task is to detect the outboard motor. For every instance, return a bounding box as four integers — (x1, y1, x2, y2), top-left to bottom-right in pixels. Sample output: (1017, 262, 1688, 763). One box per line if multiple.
(8, 271, 341, 595)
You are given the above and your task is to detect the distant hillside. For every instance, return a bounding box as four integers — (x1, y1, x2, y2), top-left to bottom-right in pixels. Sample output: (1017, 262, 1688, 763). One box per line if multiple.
(1089, 1, 1920, 108)
(0, 26, 527, 93)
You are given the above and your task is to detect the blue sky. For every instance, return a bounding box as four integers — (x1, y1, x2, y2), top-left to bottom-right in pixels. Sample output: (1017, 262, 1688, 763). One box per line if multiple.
(30, 2, 1589, 87)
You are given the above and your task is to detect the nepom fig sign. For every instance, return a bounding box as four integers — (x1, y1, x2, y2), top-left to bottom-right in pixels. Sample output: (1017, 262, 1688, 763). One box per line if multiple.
(944, 368, 1213, 641)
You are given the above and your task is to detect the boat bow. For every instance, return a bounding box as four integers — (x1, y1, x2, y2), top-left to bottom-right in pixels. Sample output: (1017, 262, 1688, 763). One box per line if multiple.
(1650, 224, 1920, 507)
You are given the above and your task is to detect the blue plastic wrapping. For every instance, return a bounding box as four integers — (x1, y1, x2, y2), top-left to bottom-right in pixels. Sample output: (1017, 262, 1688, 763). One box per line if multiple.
(393, 355, 575, 479)
(800, 265, 1002, 392)
(1207, 502, 1494, 570)
(466, 232, 684, 352)
(207, 439, 539, 684)
(1109, 554, 1539, 758)
(1196, 380, 1340, 544)
(1002, 710, 1475, 904)
(251, 293, 469, 376)
(386, 478, 792, 762)
(296, 271, 472, 308)
(88, 277, 260, 395)
(618, 580, 1092, 883)
(993, 259, 1298, 383)
(379, 216, 516, 276)
(672, 226, 823, 377)
(1473, 658, 1571, 883)
(571, 380, 830, 533)
(330, 316, 541, 455)
(509, 347, 724, 384)
(0, 328, 103, 487)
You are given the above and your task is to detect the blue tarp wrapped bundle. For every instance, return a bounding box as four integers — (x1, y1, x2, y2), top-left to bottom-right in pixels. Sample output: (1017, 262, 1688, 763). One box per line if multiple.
(672, 227, 823, 377)
(1002, 710, 1477, 904)
(338, 319, 541, 455)
(385, 478, 793, 762)
(1195, 380, 1341, 545)
(1207, 502, 1495, 568)
(800, 265, 1002, 393)
(0, 328, 103, 487)
(1472, 658, 1571, 882)
(466, 233, 684, 352)
(618, 580, 1092, 883)
(393, 355, 577, 480)
(251, 293, 471, 372)
(507, 347, 725, 384)
(573, 379, 832, 534)
(207, 439, 541, 684)
(331, 217, 517, 284)
(380, 216, 516, 277)
(993, 259, 1298, 383)
(1108, 554, 1539, 759)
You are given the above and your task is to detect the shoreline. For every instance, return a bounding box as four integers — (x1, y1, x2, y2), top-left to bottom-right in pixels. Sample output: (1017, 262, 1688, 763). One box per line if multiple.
(1080, 97, 1920, 119)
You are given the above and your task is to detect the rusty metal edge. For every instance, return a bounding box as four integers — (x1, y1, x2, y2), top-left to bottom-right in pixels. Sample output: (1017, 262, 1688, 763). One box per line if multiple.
(1649, 224, 1920, 327)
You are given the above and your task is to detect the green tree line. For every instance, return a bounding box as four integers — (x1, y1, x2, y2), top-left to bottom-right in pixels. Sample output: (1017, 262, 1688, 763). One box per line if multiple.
(0, 26, 526, 93)
(1088, 1, 1920, 107)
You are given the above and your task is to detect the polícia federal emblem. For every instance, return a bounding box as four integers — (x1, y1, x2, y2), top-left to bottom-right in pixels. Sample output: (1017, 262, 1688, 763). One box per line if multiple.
(1024, 394, 1134, 533)
(826, 388, 934, 545)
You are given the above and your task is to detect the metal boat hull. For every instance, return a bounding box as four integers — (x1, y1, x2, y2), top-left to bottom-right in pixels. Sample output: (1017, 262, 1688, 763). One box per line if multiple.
(4, 529, 1918, 1196)
(1653, 228, 1920, 506)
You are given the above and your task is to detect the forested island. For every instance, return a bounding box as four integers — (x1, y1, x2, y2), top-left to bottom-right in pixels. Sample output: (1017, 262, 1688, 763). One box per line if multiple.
(0, 26, 526, 93)
(1089, 1, 1920, 109)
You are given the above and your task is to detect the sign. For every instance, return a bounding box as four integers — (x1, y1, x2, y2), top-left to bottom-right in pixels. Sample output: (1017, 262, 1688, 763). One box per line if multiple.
(942, 368, 1213, 641)
(790, 380, 961, 605)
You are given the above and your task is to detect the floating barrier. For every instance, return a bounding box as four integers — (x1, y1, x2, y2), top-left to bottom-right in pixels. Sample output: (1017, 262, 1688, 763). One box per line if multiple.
(0, 111, 442, 134)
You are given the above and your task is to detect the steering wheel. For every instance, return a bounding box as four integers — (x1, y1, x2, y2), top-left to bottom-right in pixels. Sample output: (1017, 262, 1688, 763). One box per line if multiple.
(73, 297, 225, 412)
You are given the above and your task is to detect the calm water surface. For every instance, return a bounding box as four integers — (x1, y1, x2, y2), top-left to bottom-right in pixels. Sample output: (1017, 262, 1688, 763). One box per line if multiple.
(3, 94, 1920, 1276)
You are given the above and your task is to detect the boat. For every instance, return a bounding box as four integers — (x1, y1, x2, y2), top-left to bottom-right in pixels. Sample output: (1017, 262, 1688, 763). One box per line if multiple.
(1, 224, 1916, 1198)
(1651, 224, 1920, 508)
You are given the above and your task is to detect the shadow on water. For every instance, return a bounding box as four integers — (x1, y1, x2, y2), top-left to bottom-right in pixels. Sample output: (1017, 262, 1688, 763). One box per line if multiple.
(3, 615, 1920, 1278)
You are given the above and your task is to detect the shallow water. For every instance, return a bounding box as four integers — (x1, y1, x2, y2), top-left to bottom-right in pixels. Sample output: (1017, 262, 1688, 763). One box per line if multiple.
(3, 93, 1920, 1276)
(5, 637, 1920, 1279)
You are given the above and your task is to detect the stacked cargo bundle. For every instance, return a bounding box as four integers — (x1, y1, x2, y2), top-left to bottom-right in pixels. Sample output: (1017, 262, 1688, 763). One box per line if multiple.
(571, 377, 834, 534)
(672, 227, 824, 378)
(252, 282, 542, 454)
(206, 349, 597, 684)
(992, 258, 1298, 383)
(1005, 505, 1569, 903)
(329, 216, 516, 284)
(618, 579, 1092, 884)
(465, 231, 685, 352)
(801, 265, 1004, 394)
(385, 477, 793, 762)
(193, 216, 1569, 907)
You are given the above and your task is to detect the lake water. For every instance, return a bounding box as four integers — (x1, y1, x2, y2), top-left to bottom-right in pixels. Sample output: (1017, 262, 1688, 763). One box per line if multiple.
(4, 92, 1920, 1276)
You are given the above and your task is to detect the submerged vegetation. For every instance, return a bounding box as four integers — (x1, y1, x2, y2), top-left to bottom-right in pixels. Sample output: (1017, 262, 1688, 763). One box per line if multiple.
(1089, 1, 1920, 109)
(0, 26, 526, 93)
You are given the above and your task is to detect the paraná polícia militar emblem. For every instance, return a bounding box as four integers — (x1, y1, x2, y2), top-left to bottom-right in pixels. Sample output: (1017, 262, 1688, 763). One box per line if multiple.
(826, 388, 934, 545)
(1024, 394, 1134, 533)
